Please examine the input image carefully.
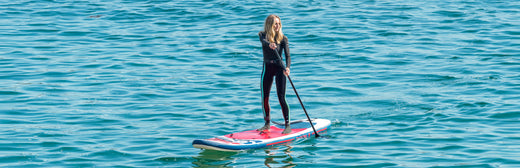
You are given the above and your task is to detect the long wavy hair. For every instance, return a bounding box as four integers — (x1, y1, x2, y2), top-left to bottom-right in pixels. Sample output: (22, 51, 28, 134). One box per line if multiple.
(263, 14, 284, 44)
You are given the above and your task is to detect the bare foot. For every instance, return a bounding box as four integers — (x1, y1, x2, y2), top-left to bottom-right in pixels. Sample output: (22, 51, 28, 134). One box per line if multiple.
(282, 125, 291, 134)
(257, 124, 270, 131)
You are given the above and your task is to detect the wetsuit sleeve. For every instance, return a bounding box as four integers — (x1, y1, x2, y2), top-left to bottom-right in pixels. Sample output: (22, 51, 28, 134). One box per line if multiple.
(259, 31, 270, 47)
(284, 36, 290, 68)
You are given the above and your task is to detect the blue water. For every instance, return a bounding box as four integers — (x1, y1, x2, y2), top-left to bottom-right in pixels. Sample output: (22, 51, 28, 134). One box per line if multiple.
(1, 0, 519, 167)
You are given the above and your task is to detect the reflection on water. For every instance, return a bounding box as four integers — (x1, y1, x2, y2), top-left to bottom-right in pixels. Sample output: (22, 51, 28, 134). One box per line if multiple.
(192, 144, 299, 168)
(192, 149, 239, 168)
(264, 145, 296, 168)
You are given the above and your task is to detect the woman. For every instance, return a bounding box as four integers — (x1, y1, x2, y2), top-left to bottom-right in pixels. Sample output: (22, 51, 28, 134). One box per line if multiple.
(258, 14, 291, 134)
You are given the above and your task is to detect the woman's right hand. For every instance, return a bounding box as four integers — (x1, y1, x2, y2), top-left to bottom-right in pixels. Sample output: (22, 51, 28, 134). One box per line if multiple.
(269, 43, 277, 50)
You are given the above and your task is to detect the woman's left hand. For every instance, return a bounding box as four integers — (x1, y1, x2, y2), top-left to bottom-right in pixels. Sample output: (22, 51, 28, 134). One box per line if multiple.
(284, 67, 290, 76)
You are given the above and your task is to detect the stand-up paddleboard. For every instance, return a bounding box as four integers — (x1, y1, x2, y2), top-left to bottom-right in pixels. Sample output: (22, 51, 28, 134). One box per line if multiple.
(192, 119, 331, 151)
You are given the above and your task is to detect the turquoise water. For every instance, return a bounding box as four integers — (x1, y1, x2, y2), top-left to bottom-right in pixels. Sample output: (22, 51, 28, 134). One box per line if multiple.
(1, 0, 519, 167)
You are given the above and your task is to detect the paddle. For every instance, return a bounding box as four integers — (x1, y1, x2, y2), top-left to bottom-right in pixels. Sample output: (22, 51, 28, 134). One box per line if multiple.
(272, 48, 320, 138)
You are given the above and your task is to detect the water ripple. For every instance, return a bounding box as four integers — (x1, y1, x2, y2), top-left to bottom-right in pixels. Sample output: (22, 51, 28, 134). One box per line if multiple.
(1, 0, 519, 167)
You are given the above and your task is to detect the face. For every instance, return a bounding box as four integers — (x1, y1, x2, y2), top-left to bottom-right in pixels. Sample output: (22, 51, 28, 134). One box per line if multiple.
(273, 18, 281, 32)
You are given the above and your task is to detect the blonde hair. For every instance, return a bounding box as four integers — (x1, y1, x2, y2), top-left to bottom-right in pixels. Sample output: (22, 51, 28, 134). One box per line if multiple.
(263, 14, 284, 44)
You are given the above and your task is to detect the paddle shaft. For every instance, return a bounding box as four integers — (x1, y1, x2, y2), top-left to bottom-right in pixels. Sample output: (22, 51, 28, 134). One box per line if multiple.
(272, 48, 320, 137)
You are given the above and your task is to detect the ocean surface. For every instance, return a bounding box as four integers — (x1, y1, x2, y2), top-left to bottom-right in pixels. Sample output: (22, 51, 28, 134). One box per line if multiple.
(1, 0, 519, 167)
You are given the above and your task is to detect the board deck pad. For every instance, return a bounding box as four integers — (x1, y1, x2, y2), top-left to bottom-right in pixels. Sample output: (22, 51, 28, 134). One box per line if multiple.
(193, 119, 331, 151)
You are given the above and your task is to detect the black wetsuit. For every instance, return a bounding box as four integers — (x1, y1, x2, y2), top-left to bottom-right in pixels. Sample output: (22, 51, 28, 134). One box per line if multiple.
(258, 31, 291, 125)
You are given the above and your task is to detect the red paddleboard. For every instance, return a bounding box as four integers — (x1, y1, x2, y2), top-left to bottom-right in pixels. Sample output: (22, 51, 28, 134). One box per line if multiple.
(192, 119, 331, 151)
